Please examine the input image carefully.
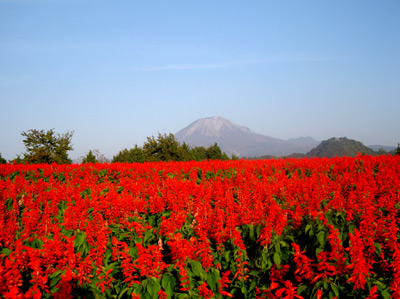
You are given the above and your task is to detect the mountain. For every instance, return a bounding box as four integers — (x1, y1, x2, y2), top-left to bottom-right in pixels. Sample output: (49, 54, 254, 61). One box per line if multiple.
(367, 145, 396, 152)
(175, 116, 319, 157)
(306, 137, 375, 158)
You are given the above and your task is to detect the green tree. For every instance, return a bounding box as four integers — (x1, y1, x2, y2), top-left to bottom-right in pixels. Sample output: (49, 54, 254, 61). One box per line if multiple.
(178, 142, 196, 161)
(231, 153, 239, 160)
(10, 155, 24, 164)
(142, 133, 183, 162)
(113, 134, 231, 163)
(396, 143, 400, 156)
(21, 129, 74, 164)
(112, 145, 146, 163)
(82, 150, 97, 164)
(376, 148, 387, 156)
(0, 153, 7, 164)
(190, 146, 207, 161)
(205, 143, 229, 160)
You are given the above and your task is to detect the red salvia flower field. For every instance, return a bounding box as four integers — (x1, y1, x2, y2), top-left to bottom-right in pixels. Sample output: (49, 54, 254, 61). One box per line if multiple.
(1, 155, 400, 298)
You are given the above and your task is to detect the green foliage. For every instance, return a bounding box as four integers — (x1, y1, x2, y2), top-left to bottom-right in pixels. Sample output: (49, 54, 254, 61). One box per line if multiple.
(9, 154, 24, 164)
(143, 133, 183, 162)
(396, 143, 400, 156)
(231, 153, 239, 160)
(21, 129, 74, 164)
(113, 133, 231, 163)
(307, 137, 375, 158)
(0, 153, 6, 164)
(204, 143, 229, 161)
(190, 146, 207, 161)
(188, 144, 229, 161)
(82, 150, 98, 164)
(112, 145, 146, 163)
(177, 142, 195, 161)
(375, 148, 388, 156)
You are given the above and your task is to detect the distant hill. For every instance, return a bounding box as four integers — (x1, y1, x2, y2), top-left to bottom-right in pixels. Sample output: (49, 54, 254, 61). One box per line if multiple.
(175, 116, 320, 157)
(367, 145, 396, 152)
(306, 137, 375, 158)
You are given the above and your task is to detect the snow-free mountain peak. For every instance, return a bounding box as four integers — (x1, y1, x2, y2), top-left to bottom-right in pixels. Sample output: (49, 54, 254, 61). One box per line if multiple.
(175, 116, 320, 157)
(179, 116, 252, 139)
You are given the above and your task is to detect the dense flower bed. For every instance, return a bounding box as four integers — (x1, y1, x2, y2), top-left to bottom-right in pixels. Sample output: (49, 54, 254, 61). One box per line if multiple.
(1, 155, 400, 298)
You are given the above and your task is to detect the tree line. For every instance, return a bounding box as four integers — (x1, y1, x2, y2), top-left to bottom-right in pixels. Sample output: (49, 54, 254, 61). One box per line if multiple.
(0, 129, 234, 164)
(1, 129, 399, 164)
(112, 133, 232, 163)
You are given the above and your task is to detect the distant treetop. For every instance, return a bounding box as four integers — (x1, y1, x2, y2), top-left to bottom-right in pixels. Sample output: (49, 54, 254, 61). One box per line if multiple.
(21, 129, 74, 164)
(113, 133, 230, 163)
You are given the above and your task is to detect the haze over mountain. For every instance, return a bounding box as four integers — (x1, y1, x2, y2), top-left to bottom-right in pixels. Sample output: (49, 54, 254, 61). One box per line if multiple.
(367, 145, 396, 152)
(175, 116, 320, 157)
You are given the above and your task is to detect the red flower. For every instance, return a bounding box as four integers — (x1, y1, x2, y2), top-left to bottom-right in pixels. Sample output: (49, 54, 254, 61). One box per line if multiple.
(364, 285, 378, 299)
(198, 281, 214, 299)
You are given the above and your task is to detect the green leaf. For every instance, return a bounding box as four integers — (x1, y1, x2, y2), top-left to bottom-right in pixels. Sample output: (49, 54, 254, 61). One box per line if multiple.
(349, 224, 356, 234)
(325, 212, 332, 224)
(381, 289, 391, 299)
(33, 238, 44, 249)
(249, 224, 255, 241)
(267, 258, 273, 269)
(104, 249, 113, 265)
(331, 283, 340, 298)
(224, 250, 231, 262)
(374, 280, 387, 290)
(206, 269, 219, 293)
(147, 279, 161, 299)
(317, 230, 325, 247)
(0, 248, 12, 256)
(134, 283, 143, 296)
(49, 275, 62, 289)
(129, 247, 138, 257)
(261, 258, 268, 269)
(190, 260, 203, 277)
(297, 284, 307, 295)
(314, 280, 323, 290)
(256, 225, 262, 237)
(279, 240, 288, 248)
(273, 252, 281, 268)
(144, 229, 155, 243)
(74, 231, 85, 248)
(261, 249, 269, 262)
(249, 279, 257, 292)
(375, 242, 382, 255)
(162, 274, 176, 298)
(118, 287, 134, 299)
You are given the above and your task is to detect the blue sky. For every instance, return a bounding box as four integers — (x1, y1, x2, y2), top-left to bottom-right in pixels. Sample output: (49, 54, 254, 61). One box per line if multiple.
(1, 0, 399, 160)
